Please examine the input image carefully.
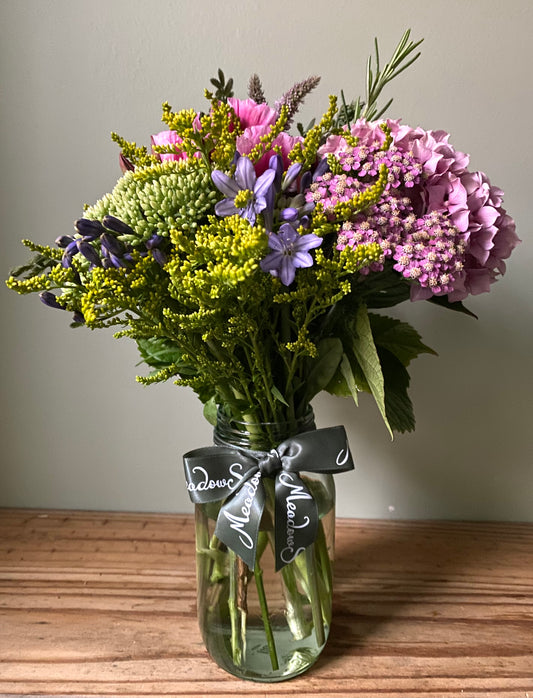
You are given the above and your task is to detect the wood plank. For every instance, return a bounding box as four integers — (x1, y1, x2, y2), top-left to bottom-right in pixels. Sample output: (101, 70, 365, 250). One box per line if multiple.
(0, 509, 532, 697)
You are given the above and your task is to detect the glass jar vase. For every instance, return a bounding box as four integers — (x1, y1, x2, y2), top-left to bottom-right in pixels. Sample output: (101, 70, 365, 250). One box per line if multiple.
(194, 409, 336, 681)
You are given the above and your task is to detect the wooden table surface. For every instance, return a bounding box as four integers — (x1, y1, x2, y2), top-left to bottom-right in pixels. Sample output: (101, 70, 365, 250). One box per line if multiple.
(0, 509, 532, 698)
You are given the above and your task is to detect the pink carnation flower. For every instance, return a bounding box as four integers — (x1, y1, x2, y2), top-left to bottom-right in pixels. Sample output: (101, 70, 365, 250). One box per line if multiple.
(151, 130, 188, 162)
(227, 98, 302, 174)
(237, 127, 302, 174)
(227, 98, 277, 129)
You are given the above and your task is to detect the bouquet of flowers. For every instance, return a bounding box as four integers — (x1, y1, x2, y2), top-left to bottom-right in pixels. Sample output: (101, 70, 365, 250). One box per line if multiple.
(7, 32, 518, 438)
(6, 30, 519, 680)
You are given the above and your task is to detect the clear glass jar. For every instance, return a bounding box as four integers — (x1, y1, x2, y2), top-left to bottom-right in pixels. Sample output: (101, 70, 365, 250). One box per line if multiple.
(194, 409, 336, 682)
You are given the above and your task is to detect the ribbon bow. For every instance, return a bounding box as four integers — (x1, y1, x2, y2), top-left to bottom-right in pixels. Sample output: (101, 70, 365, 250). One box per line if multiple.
(183, 426, 354, 570)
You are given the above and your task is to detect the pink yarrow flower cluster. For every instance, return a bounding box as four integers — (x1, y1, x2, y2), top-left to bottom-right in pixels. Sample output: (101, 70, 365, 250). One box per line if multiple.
(314, 119, 519, 302)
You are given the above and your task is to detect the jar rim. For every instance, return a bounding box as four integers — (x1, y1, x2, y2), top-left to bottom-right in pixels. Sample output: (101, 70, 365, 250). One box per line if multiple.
(214, 406, 316, 450)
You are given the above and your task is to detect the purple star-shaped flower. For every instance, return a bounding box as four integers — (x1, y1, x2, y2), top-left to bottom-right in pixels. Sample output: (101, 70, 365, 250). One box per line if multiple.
(260, 224, 322, 286)
(211, 156, 276, 226)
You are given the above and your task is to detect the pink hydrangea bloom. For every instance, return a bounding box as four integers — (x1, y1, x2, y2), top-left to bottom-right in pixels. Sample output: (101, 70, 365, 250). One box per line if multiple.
(317, 119, 519, 301)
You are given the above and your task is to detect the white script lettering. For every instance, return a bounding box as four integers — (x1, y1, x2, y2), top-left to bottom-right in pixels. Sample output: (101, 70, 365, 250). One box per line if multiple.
(187, 461, 246, 494)
(278, 472, 313, 565)
(222, 471, 261, 550)
(336, 445, 350, 466)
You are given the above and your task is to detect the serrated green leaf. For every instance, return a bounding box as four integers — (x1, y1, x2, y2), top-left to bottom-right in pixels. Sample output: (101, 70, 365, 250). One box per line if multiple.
(352, 304, 392, 438)
(304, 337, 343, 403)
(369, 313, 437, 366)
(378, 349, 415, 433)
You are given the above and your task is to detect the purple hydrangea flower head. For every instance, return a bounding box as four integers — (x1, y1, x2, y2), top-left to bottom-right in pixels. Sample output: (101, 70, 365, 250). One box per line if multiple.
(260, 223, 322, 286)
(211, 156, 276, 226)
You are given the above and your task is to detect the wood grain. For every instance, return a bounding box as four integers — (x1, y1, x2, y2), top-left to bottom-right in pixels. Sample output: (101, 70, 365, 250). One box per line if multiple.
(0, 509, 532, 697)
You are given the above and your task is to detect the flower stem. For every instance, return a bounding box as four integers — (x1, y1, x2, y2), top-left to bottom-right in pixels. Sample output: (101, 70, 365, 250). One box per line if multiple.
(305, 544, 325, 647)
(228, 550, 243, 666)
(254, 560, 279, 671)
(281, 562, 311, 640)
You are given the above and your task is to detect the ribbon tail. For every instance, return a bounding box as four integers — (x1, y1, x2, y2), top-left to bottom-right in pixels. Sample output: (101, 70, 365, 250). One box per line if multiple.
(274, 472, 318, 571)
(214, 469, 266, 570)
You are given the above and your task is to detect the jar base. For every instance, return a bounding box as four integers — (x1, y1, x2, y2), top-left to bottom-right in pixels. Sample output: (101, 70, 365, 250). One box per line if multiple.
(206, 623, 329, 682)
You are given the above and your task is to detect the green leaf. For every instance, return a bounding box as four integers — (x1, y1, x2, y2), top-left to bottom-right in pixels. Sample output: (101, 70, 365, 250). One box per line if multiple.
(136, 337, 184, 369)
(304, 337, 343, 402)
(378, 349, 416, 433)
(368, 313, 437, 366)
(351, 304, 392, 438)
(203, 397, 218, 426)
(339, 354, 360, 406)
(271, 385, 289, 406)
(427, 295, 478, 319)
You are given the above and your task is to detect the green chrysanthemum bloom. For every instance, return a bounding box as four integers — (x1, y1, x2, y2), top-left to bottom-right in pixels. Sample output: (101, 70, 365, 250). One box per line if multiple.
(84, 160, 218, 244)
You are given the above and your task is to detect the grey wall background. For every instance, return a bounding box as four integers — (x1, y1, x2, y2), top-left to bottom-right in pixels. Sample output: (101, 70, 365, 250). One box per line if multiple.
(1, 0, 531, 520)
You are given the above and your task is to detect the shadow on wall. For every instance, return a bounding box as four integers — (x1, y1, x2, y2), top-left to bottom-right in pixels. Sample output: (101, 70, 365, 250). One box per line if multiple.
(313, 298, 532, 522)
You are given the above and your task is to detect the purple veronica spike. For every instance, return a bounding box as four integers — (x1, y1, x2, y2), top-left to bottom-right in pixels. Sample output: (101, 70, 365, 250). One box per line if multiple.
(260, 223, 322, 285)
(212, 156, 276, 226)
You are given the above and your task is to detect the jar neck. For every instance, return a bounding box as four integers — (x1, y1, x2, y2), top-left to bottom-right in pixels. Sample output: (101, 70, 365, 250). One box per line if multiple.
(214, 408, 316, 451)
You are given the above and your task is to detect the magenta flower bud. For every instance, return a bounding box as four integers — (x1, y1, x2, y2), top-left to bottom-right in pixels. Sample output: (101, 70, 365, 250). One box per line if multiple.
(119, 153, 134, 173)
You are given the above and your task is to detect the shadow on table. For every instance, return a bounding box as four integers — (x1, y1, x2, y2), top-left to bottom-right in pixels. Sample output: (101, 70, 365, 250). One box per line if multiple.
(312, 519, 488, 670)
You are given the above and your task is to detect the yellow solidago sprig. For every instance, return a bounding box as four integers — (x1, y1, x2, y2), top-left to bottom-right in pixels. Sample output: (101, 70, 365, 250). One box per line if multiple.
(79, 252, 169, 332)
(166, 214, 268, 310)
(289, 95, 337, 169)
(160, 98, 238, 171)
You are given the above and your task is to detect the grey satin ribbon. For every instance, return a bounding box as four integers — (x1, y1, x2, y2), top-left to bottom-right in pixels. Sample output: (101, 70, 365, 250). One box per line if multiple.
(183, 425, 354, 570)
